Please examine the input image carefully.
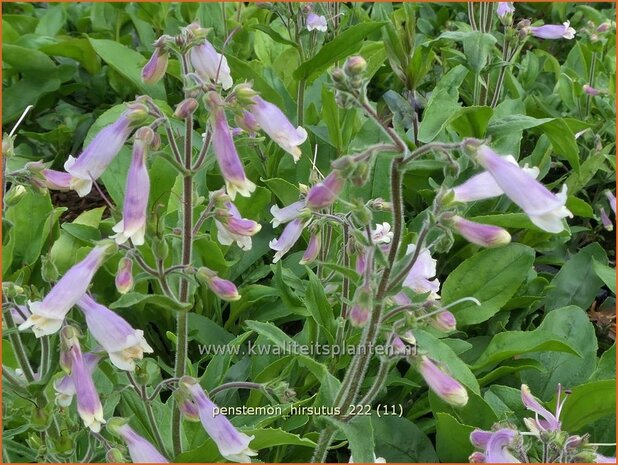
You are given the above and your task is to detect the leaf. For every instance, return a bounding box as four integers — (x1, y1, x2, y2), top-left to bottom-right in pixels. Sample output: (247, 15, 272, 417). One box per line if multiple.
(441, 244, 535, 326)
(294, 22, 386, 82)
(592, 259, 616, 294)
(462, 31, 497, 74)
(88, 38, 166, 99)
(324, 416, 375, 463)
(110, 292, 192, 312)
(251, 24, 297, 47)
(589, 344, 616, 382)
(487, 114, 553, 135)
(372, 415, 438, 462)
(541, 119, 580, 171)
(434, 412, 475, 463)
(560, 380, 616, 432)
(3, 44, 57, 74)
(304, 268, 336, 343)
(41, 37, 101, 75)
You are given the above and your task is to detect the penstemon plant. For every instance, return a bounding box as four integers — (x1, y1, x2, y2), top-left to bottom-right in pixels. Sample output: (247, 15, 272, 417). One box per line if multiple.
(2, 2, 616, 464)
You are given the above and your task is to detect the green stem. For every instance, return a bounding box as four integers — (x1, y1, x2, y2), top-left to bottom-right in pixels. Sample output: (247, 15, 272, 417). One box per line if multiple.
(585, 52, 597, 116)
(209, 381, 264, 397)
(128, 372, 167, 455)
(4, 308, 35, 382)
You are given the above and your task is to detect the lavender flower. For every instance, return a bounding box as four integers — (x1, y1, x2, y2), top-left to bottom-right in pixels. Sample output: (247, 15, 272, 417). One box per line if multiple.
(300, 232, 321, 265)
(141, 47, 168, 84)
(417, 356, 468, 407)
(371, 222, 393, 244)
(211, 104, 256, 200)
(197, 268, 241, 301)
(76, 294, 153, 371)
(452, 215, 511, 248)
(521, 384, 561, 434)
(181, 377, 257, 462)
(213, 193, 262, 250)
(529, 21, 576, 40)
(402, 244, 440, 300)
(250, 96, 307, 162)
(475, 145, 572, 233)
(54, 353, 99, 408)
(600, 208, 613, 231)
(430, 311, 457, 332)
(110, 420, 169, 463)
(271, 200, 305, 227)
(496, 2, 514, 18)
(484, 429, 521, 462)
(235, 111, 259, 136)
(606, 191, 616, 214)
(190, 39, 233, 90)
(306, 13, 328, 32)
(39, 169, 72, 191)
(305, 171, 345, 210)
(115, 257, 134, 294)
(270, 218, 306, 263)
(583, 84, 602, 96)
(19, 243, 113, 337)
(595, 454, 618, 463)
(112, 127, 153, 246)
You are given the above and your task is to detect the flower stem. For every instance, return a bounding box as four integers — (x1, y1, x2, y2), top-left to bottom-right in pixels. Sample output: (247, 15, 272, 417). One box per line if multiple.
(3, 307, 35, 382)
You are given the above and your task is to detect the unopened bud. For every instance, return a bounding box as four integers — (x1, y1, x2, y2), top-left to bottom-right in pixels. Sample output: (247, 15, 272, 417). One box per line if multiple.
(115, 257, 134, 294)
(330, 67, 346, 84)
(4, 185, 27, 207)
(429, 311, 457, 332)
(344, 56, 367, 76)
(234, 83, 259, 106)
(41, 255, 60, 283)
(135, 126, 155, 144)
(106, 448, 126, 463)
(174, 98, 199, 119)
(126, 103, 149, 123)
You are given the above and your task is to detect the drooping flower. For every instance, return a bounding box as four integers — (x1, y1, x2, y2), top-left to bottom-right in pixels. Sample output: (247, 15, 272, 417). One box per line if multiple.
(76, 294, 153, 371)
(606, 191, 616, 214)
(210, 102, 256, 200)
(112, 127, 153, 246)
(109, 420, 169, 463)
(496, 2, 515, 18)
(180, 377, 257, 462)
(305, 171, 345, 210)
(271, 200, 305, 228)
(190, 39, 233, 90)
(174, 98, 199, 119)
(300, 232, 321, 265)
(64, 112, 139, 197)
(54, 353, 99, 407)
(451, 215, 511, 248)
(37, 169, 72, 191)
(249, 96, 307, 162)
(306, 13, 328, 32)
(402, 244, 441, 300)
(197, 267, 241, 302)
(450, 157, 539, 203)
(484, 429, 521, 463)
(599, 208, 613, 231)
(270, 218, 306, 263)
(430, 310, 457, 332)
(520, 384, 561, 434)
(417, 356, 468, 407)
(213, 192, 262, 251)
(474, 145, 572, 233)
(529, 21, 576, 40)
(470, 429, 493, 449)
(141, 47, 168, 84)
(19, 243, 114, 337)
(115, 257, 134, 294)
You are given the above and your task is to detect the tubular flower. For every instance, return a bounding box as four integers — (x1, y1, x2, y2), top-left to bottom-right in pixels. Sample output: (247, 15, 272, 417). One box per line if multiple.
(211, 104, 256, 200)
(418, 356, 468, 407)
(529, 21, 576, 40)
(110, 420, 169, 463)
(402, 244, 441, 300)
(271, 200, 305, 227)
(583, 84, 602, 96)
(270, 218, 306, 263)
(197, 268, 241, 302)
(520, 384, 561, 434)
(213, 193, 262, 251)
(599, 208, 613, 231)
(305, 171, 346, 210)
(54, 353, 99, 407)
(112, 127, 153, 246)
(19, 243, 113, 337)
(475, 145, 572, 233)
(484, 429, 521, 463)
(141, 46, 168, 84)
(606, 191, 616, 214)
(64, 112, 137, 197)
(306, 13, 328, 32)
(430, 311, 457, 332)
(249, 96, 307, 162)
(300, 232, 321, 265)
(181, 378, 257, 463)
(496, 2, 514, 18)
(451, 216, 511, 248)
(76, 294, 153, 371)
(190, 39, 233, 90)
(115, 257, 134, 294)
(38, 169, 72, 191)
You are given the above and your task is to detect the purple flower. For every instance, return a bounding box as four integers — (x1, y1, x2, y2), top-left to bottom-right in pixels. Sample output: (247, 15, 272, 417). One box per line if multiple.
(530, 21, 576, 40)
(600, 207, 613, 231)
(213, 193, 262, 251)
(235, 111, 259, 136)
(305, 171, 345, 210)
(417, 356, 468, 407)
(190, 39, 233, 90)
(39, 169, 72, 191)
(112, 127, 153, 246)
(520, 384, 561, 434)
(306, 13, 328, 32)
(64, 113, 135, 197)
(452, 215, 511, 248)
(54, 353, 99, 408)
(583, 84, 602, 96)
(402, 244, 440, 300)
(197, 268, 242, 302)
(475, 145, 572, 233)
(77, 294, 153, 371)
(115, 257, 134, 294)
(112, 421, 169, 463)
(606, 191, 616, 214)
(300, 232, 321, 265)
(469, 451, 486, 463)
(141, 47, 168, 84)
(496, 2, 514, 18)
(595, 454, 617, 463)
(181, 378, 256, 462)
(269, 218, 306, 263)
(470, 429, 493, 449)
(271, 200, 305, 227)
(349, 304, 370, 327)
(211, 105, 256, 200)
(19, 243, 113, 337)
(250, 96, 307, 162)
(430, 311, 457, 332)
(484, 429, 520, 463)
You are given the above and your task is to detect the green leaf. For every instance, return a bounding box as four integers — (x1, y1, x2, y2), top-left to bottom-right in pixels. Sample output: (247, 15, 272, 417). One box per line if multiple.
(110, 292, 191, 312)
(442, 244, 535, 326)
(541, 119, 580, 171)
(294, 22, 386, 82)
(88, 38, 166, 99)
(434, 412, 475, 463)
(462, 31, 497, 74)
(304, 269, 336, 343)
(372, 415, 438, 462)
(560, 380, 616, 432)
(324, 416, 374, 463)
(590, 344, 616, 382)
(592, 259, 616, 294)
(41, 38, 101, 75)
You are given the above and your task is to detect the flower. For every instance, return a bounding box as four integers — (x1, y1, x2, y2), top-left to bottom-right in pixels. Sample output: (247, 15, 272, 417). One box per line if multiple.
(583, 84, 602, 96)
(211, 104, 256, 200)
(496, 2, 515, 18)
(451, 216, 511, 248)
(115, 257, 134, 294)
(474, 145, 572, 233)
(402, 244, 440, 300)
(520, 384, 561, 434)
(38, 169, 72, 191)
(111, 420, 169, 463)
(213, 193, 262, 251)
(181, 377, 257, 462)
(450, 157, 539, 203)
(19, 243, 113, 337)
(112, 127, 153, 246)
(600, 208, 613, 231)
(595, 454, 617, 463)
(417, 356, 468, 407)
(141, 47, 168, 84)
(249, 96, 307, 162)
(606, 191, 616, 214)
(271, 200, 305, 227)
(64, 113, 135, 197)
(470, 429, 493, 449)
(197, 268, 241, 301)
(270, 218, 306, 263)
(371, 222, 393, 244)
(76, 294, 153, 371)
(306, 13, 328, 32)
(235, 111, 259, 136)
(305, 171, 345, 210)
(300, 232, 321, 265)
(469, 451, 486, 463)
(190, 39, 233, 90)
(530, 21, 576, 40)
(430, 311, 457, 332)
(484, 429, 521, 463)
(54, 353, 99, 407)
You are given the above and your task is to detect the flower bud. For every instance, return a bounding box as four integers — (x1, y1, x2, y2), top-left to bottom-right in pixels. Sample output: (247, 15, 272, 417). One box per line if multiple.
(125, 103, 149, 123)
(429, 311, 457, 332)
(417, 356, 468, 407)
(174, 98, 199, 119)
(4, 185, 27, 206)
(600, 207, 613, 231)
(106, 448, 126, 463)
(349, 286, 372, 328)
(306, 171, 345, 210)
(142, 47, 168, 84)
(197, 267, 241, 301)
(451, 215, 511, 248)
(300, 232, 321, 265)
(468, 451, 486, 463)
(115, 257, 134, 294)
(330, 67, 346, 84)
(344, 56, 367, 76)
(41, 254, 60, 283)
(234, 83, 259, 106)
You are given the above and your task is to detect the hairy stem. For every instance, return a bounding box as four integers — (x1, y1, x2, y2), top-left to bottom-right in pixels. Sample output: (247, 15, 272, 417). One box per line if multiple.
(4, 307, 35, 382)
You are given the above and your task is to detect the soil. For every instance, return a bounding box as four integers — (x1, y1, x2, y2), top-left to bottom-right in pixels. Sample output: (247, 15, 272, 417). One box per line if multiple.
(50, 184, 111, 223)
